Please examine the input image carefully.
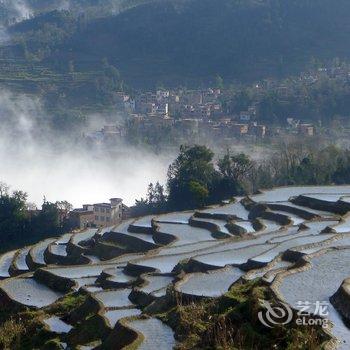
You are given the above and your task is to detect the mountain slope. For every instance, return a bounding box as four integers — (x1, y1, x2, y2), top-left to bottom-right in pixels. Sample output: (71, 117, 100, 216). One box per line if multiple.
(0, 0, 156, 24)
(52, 0, 350, 85)
(5, 0, 350, 87)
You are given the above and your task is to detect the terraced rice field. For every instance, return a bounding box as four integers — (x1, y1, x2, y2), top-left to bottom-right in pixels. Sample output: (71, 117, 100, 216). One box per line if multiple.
(55, 233, 73, 244)
(43, 316, 73, 334)
(103, 267, 136, 285)
(193, 243, 275, 267)
(274, 249, 350, 348)
(155, 211, 194, 223)
(132, 215, 155, 228)
(71, 228, 98, 245)
(259, 219, 281, 233)
(176, 266, 244, 297)
(13, 247, 30, 272)
(129, 252, 193, 274)
(293, 234, 350, 255)
(0, 250, 17, 278)
(29, 238, 56, 266)
(126, 318, 176, 350)
(103, 308, 141, 328)
(94, 289, 133, 308)
(139, 274, 173, 295)
(123, 231, 155, 243)
(200, 200, 249, 220)
(233, 220, 256, 233)
(251, 186, 350, 202)
(42, 264, 114, 279)
(302, 193, 346, 202)
(267, 201, 333, 217)
(1, 277, 63, 307)
(272, 211, 305, 225)
(156, 223, 216, 245)
(72, 277, 98, 291)
(191, 217, 231, 234)
(250, 234, 336, 264)
(50, 244, 68, 257)
(0, 185, 350, 349)
(331, 215, 350, 233)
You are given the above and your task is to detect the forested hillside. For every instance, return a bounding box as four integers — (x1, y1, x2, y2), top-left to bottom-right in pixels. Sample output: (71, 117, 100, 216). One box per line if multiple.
(0, 0, 350, 90)
(3, 0, 350, 87)
(0, 0, 156, 25)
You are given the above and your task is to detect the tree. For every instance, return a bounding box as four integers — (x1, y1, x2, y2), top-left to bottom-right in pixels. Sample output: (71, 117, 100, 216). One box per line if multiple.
(154, 182, 166, 205)
(218, 153, 254, 183)
(56, 200, 73, 226)
(215, 75, 224, 89)
(216, 152, 254, 198)
(133, 182, 167, 216)
(167, 145, 219, 209)
(0, 182, 9, 196)
(0, 186, 28, 245)
(189, 181, 209, 208)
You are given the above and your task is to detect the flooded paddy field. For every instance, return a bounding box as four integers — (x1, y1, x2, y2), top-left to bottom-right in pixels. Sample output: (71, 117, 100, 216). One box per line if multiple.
(1, 185, 350, 349)
(274, 249, 350, 348)
(0, 277, 63, 307)
(176, 266, 244, 297)
(126, 318, 176, 350)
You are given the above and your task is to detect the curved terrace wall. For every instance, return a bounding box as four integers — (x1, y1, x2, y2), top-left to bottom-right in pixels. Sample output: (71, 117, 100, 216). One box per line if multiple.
(330, 278, 350, 323)
(188, 217, 230, 239)
(68, 294, 102, 324)
(97, 270, 136, 289)
(193, 211, 235, 222)
(128, 224, 153, 236)
(152, 223, 178, 246)
(266, 203, 320, 221)
(44, 244, 90, 266)
(34, 268, 76, 293)
(9, 247, 30, 276)
(102, 231, 158, 252)
(67, 313, 110, 347)
(125, 262, 159, 277)
(0, 283, 26, 312)
(98, 317, 141, 350)
(292, 195, 350, 215)
(91, 241, 128, 261)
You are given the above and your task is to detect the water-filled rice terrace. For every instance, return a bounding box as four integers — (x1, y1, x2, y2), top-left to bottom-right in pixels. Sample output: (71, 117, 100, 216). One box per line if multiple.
(2, 186, 350, 349)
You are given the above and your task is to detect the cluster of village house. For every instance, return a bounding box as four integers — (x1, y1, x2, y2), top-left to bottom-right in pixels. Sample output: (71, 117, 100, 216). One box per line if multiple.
(85, 87, 315, 145)
(69, 198, 127, 229)
(117, 89, 269, 139)
(124, 88, 314, 137)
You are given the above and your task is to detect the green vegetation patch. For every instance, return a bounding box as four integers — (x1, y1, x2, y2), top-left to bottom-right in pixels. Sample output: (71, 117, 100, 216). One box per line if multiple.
(0, 292, 87, 349)
(47, 292, 87, 315)
(158, 280, 330, 350)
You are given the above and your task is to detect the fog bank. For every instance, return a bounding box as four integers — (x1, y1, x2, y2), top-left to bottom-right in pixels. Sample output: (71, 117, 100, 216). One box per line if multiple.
(0, 90, 171, 207)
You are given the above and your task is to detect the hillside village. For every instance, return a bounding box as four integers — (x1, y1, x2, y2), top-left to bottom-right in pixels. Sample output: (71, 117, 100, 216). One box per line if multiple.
(85, 86, 315, 148)
(84, 64, 350, 147)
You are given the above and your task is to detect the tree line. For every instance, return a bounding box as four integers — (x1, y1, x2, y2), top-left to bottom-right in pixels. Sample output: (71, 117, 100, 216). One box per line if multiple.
(0, 183, 72, 252)
(133, 143, 350, 215)
(2, 142, 350, 250)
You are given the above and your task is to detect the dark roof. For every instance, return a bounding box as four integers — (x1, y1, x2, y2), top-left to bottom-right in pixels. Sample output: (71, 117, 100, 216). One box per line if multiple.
(110, 198, 123, 203)
(94, 203, 112, 207)
(71, 209, 94, 215)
